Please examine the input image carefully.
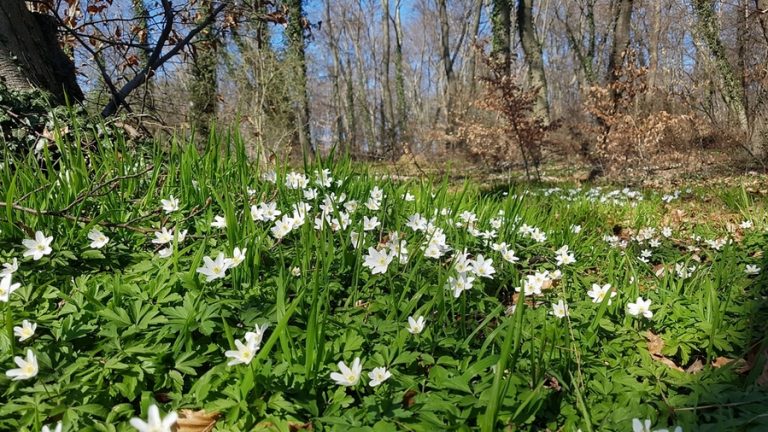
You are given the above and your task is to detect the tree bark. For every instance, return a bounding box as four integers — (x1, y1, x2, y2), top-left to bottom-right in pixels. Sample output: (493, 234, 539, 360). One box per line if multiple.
(0, 0, 82, 103)
(437, 0, 453, 129)
(466, 0, 483, 93)
(517, 0, 550, 124)
(607, 0, 633, 85)
(491, 0, 513, 74)
(189, 0, 219, 138)
(323, 0, 348, 153)
(286, 0, 314, 158)
(692, 0, 749, 131)
(394, 0, 408, 157)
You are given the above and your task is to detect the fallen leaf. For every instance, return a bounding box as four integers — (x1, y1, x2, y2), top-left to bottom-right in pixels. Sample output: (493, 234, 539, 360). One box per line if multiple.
(176, 409, 220, 432)
(646, 331, 683, 371)
(685, 358, 704, 374)
(646, 331, 664, 356)
(711, 357, 734, 368)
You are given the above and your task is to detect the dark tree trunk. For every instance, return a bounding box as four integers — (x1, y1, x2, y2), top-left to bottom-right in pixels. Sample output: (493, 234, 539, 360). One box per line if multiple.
(190, 0, 219, 139)
(0, 0, 83, 103)
(607, 0, 633, 86)
(286, 0, 314, 159)
(491, 0, 513, 74)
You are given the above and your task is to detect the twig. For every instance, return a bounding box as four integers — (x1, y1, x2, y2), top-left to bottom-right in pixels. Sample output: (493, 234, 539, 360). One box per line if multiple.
(101, 1, 228, 117)
(3, 165, 157, 234)
(1, 202, 152, 234)
(674, 400, 761, 412)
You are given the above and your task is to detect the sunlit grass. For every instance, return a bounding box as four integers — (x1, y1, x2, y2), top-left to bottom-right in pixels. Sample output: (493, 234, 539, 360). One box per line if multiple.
(1, 129, 767, 431)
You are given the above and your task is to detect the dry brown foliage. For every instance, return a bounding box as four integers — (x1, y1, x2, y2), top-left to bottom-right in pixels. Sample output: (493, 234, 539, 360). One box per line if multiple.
(577, 52, 724, 182)
(458, 56, 557, 180)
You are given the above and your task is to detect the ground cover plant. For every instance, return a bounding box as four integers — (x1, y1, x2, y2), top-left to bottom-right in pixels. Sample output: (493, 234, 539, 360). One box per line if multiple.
(1, 135, 768, 431)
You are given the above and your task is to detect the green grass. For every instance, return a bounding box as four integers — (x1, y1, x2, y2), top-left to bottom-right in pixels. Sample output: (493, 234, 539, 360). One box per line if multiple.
(1, 131, 767, 431)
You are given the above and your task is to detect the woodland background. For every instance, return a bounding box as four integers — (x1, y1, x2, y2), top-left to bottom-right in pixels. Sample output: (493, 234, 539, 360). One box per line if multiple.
(3, 0, 768, 182)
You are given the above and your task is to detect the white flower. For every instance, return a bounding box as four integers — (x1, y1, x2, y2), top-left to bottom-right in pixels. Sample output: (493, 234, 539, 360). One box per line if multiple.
(530, 229, 547, 243)
(285, 171, 309, 189)
(518, 271, 551, 296)
(407, 316, 426, 334)
(13, 320, 37, 342)
(368, 366, 392, 387)
(152, 227, 174, 245)
(251, 202, 281, 222)
(0, 274, 21, 302)
(405, 213, 427, 231)
(88, 228, 109, 249)
(5, 349, 38, 380)
(227, 247, 246, 268)
(403, 192, 415, 202)
(365, 197, 381, 211)
(740, 220, 753, 229)
(271, 214, 295, 239)
(291, 266, 302, 276)
(627, 297, 653, 319)
(471, 255, 495, 279)
(158, 247, 173, 258)
(746, 264, 761, 275)
(571, 224, 582, 234)
(161, 195, 179, 213)
(501, 247, 520, 264)
(661, 226, 673, 238)
(304, 188, 318, 200)
(245, 323, 269, 348)
(262, 170, 277, 183)
(675, 263, 695, 279)
(551, 300, 569, 318)
(0, 258, 18, 277)
(129, 404, 178, 432)
(555, 245, 575, 266)
(196, 253, 231, 282)
(632, 418, 653, 432)
(363, 247, 393, 275)
(330, 357, 362, 386)
(225, 338, 260, 366)
(22, 231, 53, 260)
(315, 169, 333, 188)
(448, 273, 475, 298)
(41, 422, 63, 432)
(211, 215, 227, 229)
(587, 283, 616, 305)
(363, 216, 380, 231)
(370, 186, 384, 201)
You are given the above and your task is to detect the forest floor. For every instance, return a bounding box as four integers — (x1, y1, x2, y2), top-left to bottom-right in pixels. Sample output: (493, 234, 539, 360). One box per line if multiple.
(1, 137, 767, 431)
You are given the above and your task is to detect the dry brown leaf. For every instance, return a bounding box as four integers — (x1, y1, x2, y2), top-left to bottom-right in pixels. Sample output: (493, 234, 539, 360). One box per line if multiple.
(653, 264, 666, 277)
(686, 359, 704, 374)
(711, 357, 734, 368)
(646, 331, 684, 371)
(655, 355, 684, 372)
(646, 331, 664, 356)
(176, 409, 220, 432)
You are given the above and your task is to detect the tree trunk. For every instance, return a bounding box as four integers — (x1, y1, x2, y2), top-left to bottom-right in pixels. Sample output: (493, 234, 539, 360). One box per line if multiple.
(692, 0, 749, 131)
(286, 0, 314, 158)
(0, 0, 82, 103)
(324, 0, 348, 154)
(491, 0, 513, 74)
(394, 0, 408, 158)
(517, 0, 550, 124)
(607, 0, 633, 85)
(189, 0, 218, 139)
(466, 0, 483, 93)
(381, 0, 397, 157)
(437, 0, 453, 130)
